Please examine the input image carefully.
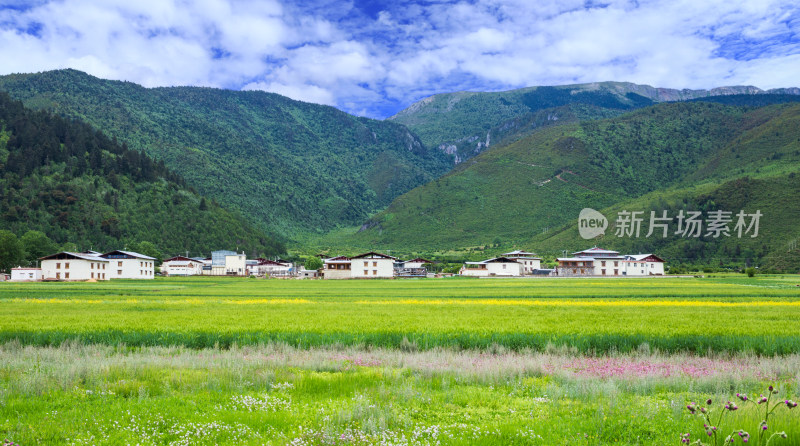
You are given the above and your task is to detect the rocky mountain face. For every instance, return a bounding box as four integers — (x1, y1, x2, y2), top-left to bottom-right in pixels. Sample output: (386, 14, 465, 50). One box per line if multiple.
(390, 82, 800, 164)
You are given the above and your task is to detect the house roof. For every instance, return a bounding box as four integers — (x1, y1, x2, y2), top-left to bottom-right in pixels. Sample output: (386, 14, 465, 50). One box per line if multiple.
(351, 251, 397, 260)
(40, 251, 109, 261)
(502, 250, 537, 256)
(405, 257, 432, 263)
(467, 257, 520, 264)
(163, 256, 202, 263)
(572, 246, 620, 255)
(625, 254, 665, 262)
(101, 250, 156, 260)
(11, 267, 42, 271)
(256, 259, 291, 266)
(324, 256, 351, 263)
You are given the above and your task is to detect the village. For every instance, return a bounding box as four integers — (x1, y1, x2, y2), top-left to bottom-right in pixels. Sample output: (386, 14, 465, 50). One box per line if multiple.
(4, 246, 665, 281)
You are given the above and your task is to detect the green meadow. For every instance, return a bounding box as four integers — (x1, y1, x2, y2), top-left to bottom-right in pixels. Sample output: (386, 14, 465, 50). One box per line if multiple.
(2, 276, 800, 445)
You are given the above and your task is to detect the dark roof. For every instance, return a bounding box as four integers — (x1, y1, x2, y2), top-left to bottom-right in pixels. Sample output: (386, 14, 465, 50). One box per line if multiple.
(40, 251, 108, 261)
(351, 251, 397, 260)
(406, 257, 432, 263)
(163, 256, 202, 263)
(483, 257, 520, 263)
(101, 250, 156, 260)
(324, 256, 351, 262)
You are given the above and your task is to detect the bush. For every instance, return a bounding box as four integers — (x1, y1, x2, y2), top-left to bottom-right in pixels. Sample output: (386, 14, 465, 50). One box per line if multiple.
(745, 267, 756, 277)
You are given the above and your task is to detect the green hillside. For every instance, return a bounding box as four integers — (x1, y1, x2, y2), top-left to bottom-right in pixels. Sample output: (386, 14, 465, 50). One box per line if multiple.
(348, 102, 800, 269)
(390, 82, 800, 164)
(0, 92, 283, 261)
(0, 69, 452, 237)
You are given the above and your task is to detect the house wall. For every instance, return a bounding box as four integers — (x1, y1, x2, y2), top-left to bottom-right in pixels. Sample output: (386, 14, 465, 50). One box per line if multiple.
(323, 263, 352, 279)
(10, 268, 42, 282)
(163, 261, 203, 276)
(516, 258, 541, 274)
(352, 258, 394, 278)
(224, 254, 246, 276)
(486, 262, 522, 276)
(592, 259, 623, 276)
(41, 259, 109, 281)
(108, 258, 154, 279)
(460, 265, 489, 277)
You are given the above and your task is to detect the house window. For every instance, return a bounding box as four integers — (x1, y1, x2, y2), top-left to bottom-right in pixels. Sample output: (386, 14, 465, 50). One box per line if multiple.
(56, 263, 61, 269)
(614, 261, 619, 267)
(502, 264, 506, 269)
(65, 263, 70, 269)
(118, 261, 123, 267)
(373, 270, 377, 275)
(601, 269, 606, 275)
(364, 261, 368, 267)
(65, 273, 69, 279)
(373, 261, 377, 267)
(601, 261, 606, 267)
(614, 269, 618, 275)
(91, 263, 94, 269)
(364, 270, 368, 275)
(118, 270, 122, 275)
(103, 263, 106, 269)
(56, 273, 60, 279)
(91, 272, 94, 279)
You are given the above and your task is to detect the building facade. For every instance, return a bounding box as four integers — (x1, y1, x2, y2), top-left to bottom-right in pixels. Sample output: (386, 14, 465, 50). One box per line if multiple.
(460, 257, 523, 277)
(162, 256, 204, 276)
(40, 252, 110, 281)
(10, 268, 43, 282)
(502, 250, 542, 274)
(101, 250, 155, 279)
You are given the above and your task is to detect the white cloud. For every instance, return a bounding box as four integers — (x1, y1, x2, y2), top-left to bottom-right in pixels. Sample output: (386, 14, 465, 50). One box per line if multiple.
(0, 0, 799, 118)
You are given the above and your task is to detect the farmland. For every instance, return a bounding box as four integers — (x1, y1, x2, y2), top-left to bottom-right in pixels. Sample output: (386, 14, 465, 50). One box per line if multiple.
(2, 276, 800, 445)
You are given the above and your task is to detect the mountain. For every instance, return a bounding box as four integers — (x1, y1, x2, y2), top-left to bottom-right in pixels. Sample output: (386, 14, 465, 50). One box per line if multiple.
(0, 69, 452, 237)
(0, 92, 283, 257)
(350, 101, 800, 270)
(389, 82, 800, 164)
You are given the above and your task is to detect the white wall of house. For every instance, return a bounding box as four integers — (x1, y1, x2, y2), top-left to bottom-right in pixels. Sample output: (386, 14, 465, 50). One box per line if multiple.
(107, 258, 155, 279)
(486, 261, 522, 276)
(352, 258, 394, 278)
(10, 268, 42, 282)
(225, 254, 246, 276)
(516, 258, 541, 273)
(162, 259, 203, 276)
(460, 263, 489, 277)
(592, 258, 624, 276)
(41, 258, 109, 281)
(323, 261, 352, 279)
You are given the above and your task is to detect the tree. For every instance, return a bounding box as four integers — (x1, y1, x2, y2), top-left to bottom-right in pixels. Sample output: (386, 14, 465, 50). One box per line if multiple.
(0, 230, 23, 272)
(20, 230, 56, 266)
(135, 241, 163, 265)
(304, 256, 323, 271)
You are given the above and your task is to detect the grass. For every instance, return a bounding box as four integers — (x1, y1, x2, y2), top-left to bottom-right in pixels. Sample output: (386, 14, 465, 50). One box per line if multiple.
(2, 276, 800, 354)
(2, 276, 799, 444)
(2, 343, 799, 445)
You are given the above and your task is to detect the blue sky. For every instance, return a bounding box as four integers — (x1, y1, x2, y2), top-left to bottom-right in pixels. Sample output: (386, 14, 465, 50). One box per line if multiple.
(1, 0, 799, 118)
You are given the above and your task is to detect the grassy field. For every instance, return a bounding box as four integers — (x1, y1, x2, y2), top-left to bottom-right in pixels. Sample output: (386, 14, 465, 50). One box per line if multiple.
(2, 276, 800, 445)
(1, 276, 800, 353)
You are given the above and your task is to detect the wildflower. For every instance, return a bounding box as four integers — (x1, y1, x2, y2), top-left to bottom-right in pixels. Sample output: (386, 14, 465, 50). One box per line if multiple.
(725, 401, 738, 411)
(687, 403, 697, 414)
(736, 393, 748, 402)
(758, 395, 768, 404)
(784, 399, 797, 408)
(706, 398, 712, 405)
(700, 406, 708, 414)
(680, 433, 691, 444)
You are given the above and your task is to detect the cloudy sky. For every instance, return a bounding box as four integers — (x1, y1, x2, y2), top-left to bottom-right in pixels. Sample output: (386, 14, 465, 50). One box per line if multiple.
(1, 0, 798, 118)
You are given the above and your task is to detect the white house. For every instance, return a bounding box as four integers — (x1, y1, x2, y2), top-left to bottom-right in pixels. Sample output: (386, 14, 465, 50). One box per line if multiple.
(460, 257, 523, 277)
(162, 256, 204, 276)
(323, 256, 353, 279)
(502, 250, 542, 274)
(402, 258, 432, 269)
(323, 252, 397, 279)
(40, 252, 110, 281)
(296, 268, 320, 279)
(623, 254, 666, 276)
(10, 267, 42, 282)
(351, 252, 396, 278)
(101, 250, 155, 279)
(556, 247, 666, 276)
(250, 259, 293, 277)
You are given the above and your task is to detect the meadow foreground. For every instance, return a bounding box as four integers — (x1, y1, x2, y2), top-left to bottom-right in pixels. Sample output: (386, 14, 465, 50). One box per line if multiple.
(1, 276, 799, 444)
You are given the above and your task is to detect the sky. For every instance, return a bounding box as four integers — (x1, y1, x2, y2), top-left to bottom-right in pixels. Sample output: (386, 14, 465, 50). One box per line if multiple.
(0, 0, 798, 119)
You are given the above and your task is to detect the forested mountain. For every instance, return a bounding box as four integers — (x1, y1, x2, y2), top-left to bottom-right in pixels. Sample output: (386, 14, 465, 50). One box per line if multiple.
(351, 101, 800, 270)
(0, 92, 283, 258)
(389, 82, 800, 164)
(0, 69, 452, 237)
